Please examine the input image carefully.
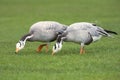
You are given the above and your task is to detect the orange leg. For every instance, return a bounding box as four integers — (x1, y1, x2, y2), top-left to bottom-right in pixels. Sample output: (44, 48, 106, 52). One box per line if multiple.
(80, 47, 85, 54)
(36, 44, 48, 52)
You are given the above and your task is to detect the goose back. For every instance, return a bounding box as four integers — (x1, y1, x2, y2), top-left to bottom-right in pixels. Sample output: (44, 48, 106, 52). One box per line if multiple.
(28, 21, 67, 42)
(68, 22, 110, 37)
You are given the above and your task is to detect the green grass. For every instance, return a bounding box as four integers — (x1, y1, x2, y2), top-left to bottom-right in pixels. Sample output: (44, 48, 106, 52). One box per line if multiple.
(0, 0, 120, 80)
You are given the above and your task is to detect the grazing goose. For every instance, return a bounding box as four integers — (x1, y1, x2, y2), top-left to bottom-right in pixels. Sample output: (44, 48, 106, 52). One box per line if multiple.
(15, 21, 67, 53)
(52, 22, 117, 55)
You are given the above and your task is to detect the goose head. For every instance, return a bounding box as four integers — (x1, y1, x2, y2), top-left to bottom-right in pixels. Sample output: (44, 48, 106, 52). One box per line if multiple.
(52, 42, 63, 55)
(15, 34, 33, 53)
(15, 41, 25, 53)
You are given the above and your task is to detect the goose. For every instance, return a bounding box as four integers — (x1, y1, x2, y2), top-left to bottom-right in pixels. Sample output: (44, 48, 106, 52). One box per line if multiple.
(52, 22, 117, 55)
(15, 21, 67, 53)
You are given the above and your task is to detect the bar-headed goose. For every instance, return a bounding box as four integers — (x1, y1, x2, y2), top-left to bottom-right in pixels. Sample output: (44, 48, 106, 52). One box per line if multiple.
(52, 22, 117, 55)
(15, 21, 67, 53)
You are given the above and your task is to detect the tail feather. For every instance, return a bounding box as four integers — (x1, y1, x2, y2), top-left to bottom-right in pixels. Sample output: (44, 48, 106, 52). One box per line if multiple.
(104, 29, 118, 35)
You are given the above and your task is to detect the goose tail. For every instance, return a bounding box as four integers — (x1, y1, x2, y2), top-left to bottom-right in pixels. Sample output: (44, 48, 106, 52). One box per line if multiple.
(104, 29, 118, 35)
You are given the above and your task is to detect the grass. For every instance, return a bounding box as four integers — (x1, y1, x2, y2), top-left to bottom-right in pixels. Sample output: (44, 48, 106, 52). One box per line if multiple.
(0, 0, 120, 80)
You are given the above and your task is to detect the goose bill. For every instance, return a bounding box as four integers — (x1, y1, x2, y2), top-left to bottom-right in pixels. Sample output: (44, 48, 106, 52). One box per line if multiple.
(15, 48, 19, 53)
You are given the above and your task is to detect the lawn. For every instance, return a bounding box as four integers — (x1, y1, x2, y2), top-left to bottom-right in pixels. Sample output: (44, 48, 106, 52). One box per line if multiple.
(0, 0, 120, 80)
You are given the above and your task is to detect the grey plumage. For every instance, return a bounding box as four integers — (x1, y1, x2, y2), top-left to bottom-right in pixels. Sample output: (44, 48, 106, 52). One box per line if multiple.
(52, 23, 94, 55)
(52, 22, 117, 55)
(67, 22, 117, 42)
(15, 21, 67, 53)
(62, 29, 93, 45)
(28, 21, 67, 42)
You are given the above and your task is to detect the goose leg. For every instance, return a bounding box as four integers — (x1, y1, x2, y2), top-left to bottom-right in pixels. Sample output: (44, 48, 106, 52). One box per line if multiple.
(37, 44, 48, 52)
(80, 47, 85, 54)
(80, 43, 85, 54)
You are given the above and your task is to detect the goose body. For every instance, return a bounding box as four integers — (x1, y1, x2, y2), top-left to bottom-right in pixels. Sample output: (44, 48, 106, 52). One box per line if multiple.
(52, 22, 117, 55)
(68, 22, 113, 42)
(15, 21, 67, 53)
(63, 29, 93, 44)
(28, 21, 66, 42)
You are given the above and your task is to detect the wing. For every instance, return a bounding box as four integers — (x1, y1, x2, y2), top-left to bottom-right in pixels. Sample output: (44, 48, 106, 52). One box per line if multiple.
(68, 22, 110, 37)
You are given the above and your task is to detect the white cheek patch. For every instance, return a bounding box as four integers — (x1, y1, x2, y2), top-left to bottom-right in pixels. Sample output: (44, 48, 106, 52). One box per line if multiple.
(16, 43, 21, 48)
(52, 43, 63, 53)
(16, 41, 25, 50)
